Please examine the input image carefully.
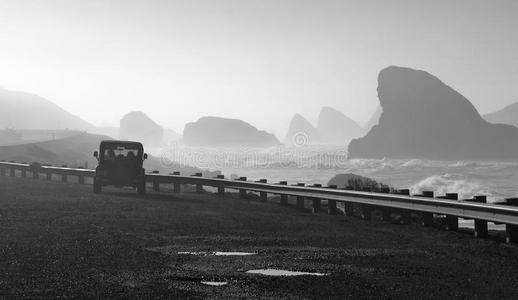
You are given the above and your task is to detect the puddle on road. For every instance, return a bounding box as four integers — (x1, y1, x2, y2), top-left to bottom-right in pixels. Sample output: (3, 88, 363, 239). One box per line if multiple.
(246, 269, 327, 276)
(214, 252, 256, 256)
(177, 251, 207, 256)
(201, 281, 228, 286)
(177, 251, 257, 256)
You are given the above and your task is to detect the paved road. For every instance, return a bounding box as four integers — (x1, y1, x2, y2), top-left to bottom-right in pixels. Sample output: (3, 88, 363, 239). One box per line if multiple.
(1, 176, 517, 299)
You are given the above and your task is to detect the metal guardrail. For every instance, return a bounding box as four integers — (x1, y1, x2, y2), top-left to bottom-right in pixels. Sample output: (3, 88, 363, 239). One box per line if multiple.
(1, 161, 518, 243)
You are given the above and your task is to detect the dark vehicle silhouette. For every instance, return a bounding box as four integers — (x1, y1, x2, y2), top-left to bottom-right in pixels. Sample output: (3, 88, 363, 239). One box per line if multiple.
(93, 140, 148, 194)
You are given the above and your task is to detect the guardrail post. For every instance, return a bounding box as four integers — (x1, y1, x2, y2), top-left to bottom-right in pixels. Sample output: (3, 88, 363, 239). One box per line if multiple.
(194, 173, 203, 193)
(504, 198, 518, 243)
(46, 170, 52, 181)
(419, 191, 435, 227)
(296, 183, 305, 209)
(279, 181, 288, 205)
(172, 172, 181, 193)
(398, 189, 412, 224)
(0, 167, 5, 177)
(327, 185, 338, 215)
(10, 167, 15, 177)
(380, 188, 391, 222)
(258, 179, 267, 202)
(343, 187, 354, 216)
(311, 184, 322, 213)
(216, 175, 225, 196)
(359, 187, 372, 220)
(61, 173, 67, 183)
(443, 193, 459, 231)
(21, 169, 26, 178)
(239, 177, 247, 198)
(78, 174, 85, 184)
(470, 195, 488, 238)
(151, 170, 160, 192)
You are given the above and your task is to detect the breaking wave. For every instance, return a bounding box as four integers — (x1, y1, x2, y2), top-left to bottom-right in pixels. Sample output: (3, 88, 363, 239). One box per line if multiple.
(410, 173, 503, 203)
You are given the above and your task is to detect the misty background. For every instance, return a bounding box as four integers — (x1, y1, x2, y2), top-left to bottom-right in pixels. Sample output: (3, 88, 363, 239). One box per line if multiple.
(1, 0, 517, 136)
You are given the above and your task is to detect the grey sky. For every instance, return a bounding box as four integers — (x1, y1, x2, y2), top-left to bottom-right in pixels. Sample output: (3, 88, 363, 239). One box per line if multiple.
(0, 0, 516, 136)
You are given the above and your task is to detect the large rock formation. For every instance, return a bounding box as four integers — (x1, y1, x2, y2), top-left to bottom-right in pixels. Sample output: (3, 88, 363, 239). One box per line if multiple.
(348, 66, 518, 161)
(317, 107, 363, 144)
(284, 114, 320, 146)
(120, 111, 164, 147)
(483, 102, 518, 128)
(183, 116, 280, 147)
(0, 86, 93, 130)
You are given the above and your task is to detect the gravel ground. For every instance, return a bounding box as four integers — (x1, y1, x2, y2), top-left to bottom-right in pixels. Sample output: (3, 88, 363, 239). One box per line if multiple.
(1, 176, 518, 299)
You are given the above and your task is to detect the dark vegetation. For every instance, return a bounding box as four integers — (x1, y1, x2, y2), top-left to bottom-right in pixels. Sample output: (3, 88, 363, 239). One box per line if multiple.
(1, 176, 518, 298)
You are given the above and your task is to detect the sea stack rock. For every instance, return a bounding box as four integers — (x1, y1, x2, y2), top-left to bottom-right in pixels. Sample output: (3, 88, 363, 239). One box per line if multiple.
(183, 116, 280, 147)
(284, 114, 320, 146)
(348, 66, 518, 160)
(120, 111, 164, 146)
(317, 107, 363, 144)
(483, 102, 518, 128)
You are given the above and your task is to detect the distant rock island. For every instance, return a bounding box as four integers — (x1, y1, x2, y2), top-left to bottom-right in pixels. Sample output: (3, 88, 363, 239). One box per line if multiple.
(318, 106, 363, 144)
(483, 102, 518, 128)
(184, 116, 280, 147)
(0, 86, 93, 130)
(348, 66, 518, 161)
(284, 114, 320, 146)
(120, 111, 164, 147)
(284, 107, 363, 146)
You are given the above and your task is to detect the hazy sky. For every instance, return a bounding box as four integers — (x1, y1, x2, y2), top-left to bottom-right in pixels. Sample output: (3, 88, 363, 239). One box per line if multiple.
(0, 0, 517, 136)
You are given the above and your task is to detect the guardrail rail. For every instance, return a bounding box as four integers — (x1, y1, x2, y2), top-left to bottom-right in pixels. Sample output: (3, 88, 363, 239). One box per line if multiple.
(1, 161, 518, 244)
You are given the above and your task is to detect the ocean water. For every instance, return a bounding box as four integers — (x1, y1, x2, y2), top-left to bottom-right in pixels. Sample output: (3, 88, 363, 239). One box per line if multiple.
(155, 145, 518, 203)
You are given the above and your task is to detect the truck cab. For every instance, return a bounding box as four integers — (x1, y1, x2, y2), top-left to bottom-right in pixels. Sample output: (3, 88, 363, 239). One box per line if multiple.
(93, 140, 148, 194)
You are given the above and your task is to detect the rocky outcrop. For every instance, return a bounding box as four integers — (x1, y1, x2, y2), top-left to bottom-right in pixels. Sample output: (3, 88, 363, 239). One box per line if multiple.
(0, 87, 93, 130)
(328, 173, 382, 189)
(317, 107, 363, 144)
(183, 116, 280, 147)
(483, 102, 518, 128)
(348, 66, 518, 161)
(284, 114, 320, 146)
(120, 111, 164, 147)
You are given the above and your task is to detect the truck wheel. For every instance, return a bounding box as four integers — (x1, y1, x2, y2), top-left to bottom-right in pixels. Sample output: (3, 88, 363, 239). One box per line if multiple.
(137, 181, 146, 195)
(93, 178, 102, 194)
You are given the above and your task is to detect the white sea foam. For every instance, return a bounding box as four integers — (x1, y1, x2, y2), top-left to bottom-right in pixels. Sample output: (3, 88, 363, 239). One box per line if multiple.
(410, 173, 501, 202)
